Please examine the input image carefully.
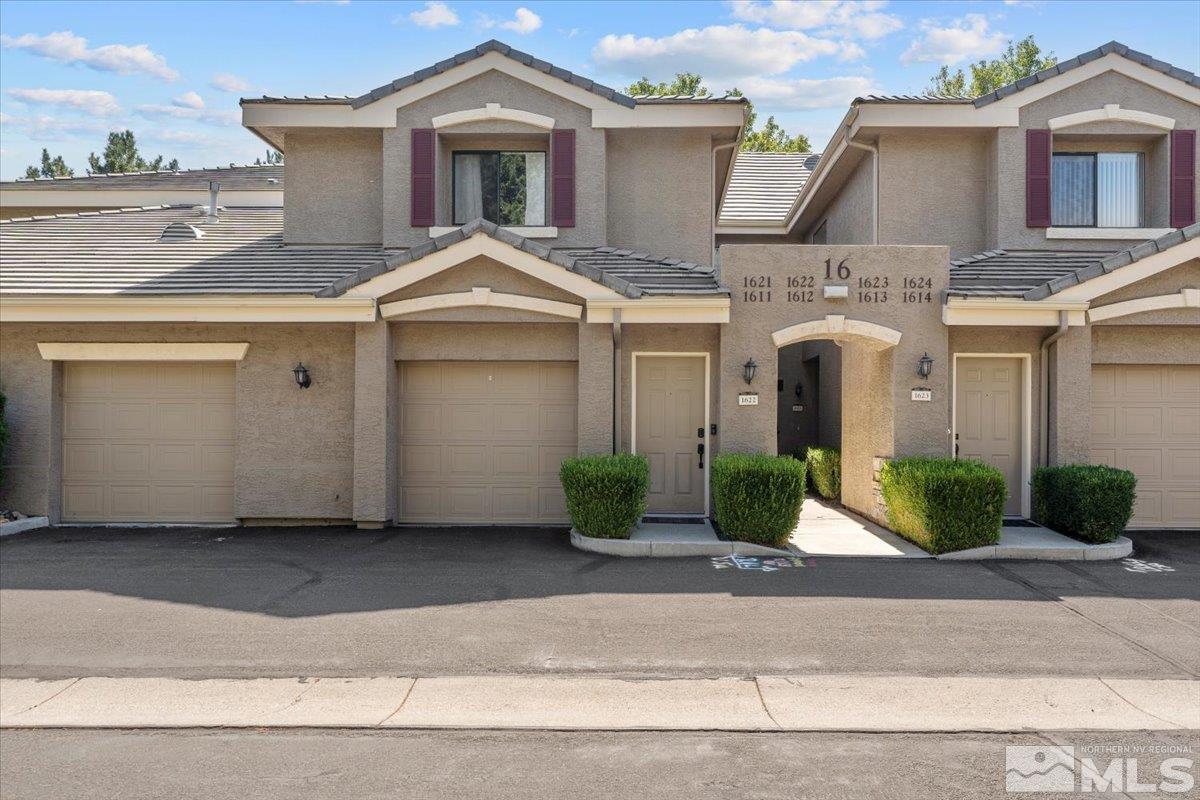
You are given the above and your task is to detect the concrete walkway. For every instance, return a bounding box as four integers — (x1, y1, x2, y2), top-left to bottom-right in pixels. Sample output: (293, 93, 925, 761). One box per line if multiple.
(787, 498, 929, 558)
(2, 675, 1196, 731)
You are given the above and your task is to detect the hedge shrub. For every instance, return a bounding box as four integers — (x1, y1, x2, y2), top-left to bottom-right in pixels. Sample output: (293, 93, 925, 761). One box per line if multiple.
(559, 453, 649, 539)
(711, 454, 807, 548)
(1032, 465, 1136, 544)
(880, 457, 1007, 554)
(805, 447, 841, 501)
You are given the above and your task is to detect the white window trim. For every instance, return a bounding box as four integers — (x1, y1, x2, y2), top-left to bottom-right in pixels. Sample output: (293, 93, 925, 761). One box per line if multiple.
(432, 103, 554, 130)
(630, 352, 711, 516)
(950, 353, 1033, 518)
(1046, 227, 1172, 240)
(37, 342, 250, 361)
(1048, 104, 1174, 132)
(429, 225, 558, 239)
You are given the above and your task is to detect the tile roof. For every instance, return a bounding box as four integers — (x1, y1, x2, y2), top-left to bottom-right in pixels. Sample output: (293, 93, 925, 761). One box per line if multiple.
(718, 151, 821, 225)
(1, 164, 283, 192)
(0, 209, 725, 299)
(854, 94, 972, 104)
(946, 224, 1200, 300)
(318, 218, 726, 299)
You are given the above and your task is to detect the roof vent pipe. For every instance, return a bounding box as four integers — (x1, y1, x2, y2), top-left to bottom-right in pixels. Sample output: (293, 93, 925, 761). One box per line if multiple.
(207, 181, 220, 223)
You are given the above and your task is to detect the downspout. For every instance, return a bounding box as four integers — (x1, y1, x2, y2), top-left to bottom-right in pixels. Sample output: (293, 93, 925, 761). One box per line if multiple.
(612, 308, 623, 454)
(845, 134, 878, 244)
(711, 139, 738, 267)
(1038, 311, 1070, 467)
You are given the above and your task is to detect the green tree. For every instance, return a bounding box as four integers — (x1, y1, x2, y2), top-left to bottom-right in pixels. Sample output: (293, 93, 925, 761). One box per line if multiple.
(23, 148, 74, 179)
(928, 35, 1057, 97)
(255, 149, 283, 165)
(86, 130, 177, 174)
(626, 77, 811, 153)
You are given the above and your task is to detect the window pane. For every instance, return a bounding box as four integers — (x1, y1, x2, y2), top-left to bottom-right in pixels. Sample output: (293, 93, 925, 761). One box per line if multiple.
(497, 152, 527, 226)
(453, 154, 483, 224)
(1097, 153, 1142, 228)
(1052, 154, 1095, 226)
(523, 152, 546, 226)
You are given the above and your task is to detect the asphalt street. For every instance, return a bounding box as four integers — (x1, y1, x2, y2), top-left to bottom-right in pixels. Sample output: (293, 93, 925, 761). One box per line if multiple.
(1, 527, 1197, 680)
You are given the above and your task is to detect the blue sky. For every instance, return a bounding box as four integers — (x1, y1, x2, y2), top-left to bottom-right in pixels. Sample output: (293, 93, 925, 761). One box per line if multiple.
(1, 0, 1196, 179)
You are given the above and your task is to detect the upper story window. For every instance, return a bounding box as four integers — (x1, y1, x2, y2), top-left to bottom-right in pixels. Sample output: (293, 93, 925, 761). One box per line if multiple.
(453, 151, 546, 226)
(1051, 152, 1143, 227)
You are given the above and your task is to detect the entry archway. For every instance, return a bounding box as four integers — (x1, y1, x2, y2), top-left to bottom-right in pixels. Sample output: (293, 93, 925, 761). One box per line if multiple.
(772, 314, 902, 350)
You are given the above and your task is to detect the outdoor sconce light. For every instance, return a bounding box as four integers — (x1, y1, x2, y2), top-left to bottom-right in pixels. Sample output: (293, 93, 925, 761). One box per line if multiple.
(293, 362, 311, 389)
(794, 382, 803, 401)
(916, 352, 934, 379)
(743, 358, 758, 385)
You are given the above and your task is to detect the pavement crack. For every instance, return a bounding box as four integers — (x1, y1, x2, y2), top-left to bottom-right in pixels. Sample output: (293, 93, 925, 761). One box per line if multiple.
(14, 677, 82, 715)
(1057, 562, 1200, 635)
(752, 678, 783, 729)
(1097, 677, 1182, 729)
(377, 678, 417, 726)
(253, 559, 325, 613)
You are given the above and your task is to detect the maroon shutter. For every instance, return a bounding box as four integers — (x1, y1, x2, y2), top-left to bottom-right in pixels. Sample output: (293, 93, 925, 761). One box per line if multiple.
(1026, 129, 1052, 228)
(410, 128, 435, 227)
(1170, 129, 1196, 228)
(551, 128, 576, 228)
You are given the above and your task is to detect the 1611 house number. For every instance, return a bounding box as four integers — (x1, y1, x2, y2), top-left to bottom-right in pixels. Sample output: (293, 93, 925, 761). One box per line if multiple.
(742, 258, 933, 304)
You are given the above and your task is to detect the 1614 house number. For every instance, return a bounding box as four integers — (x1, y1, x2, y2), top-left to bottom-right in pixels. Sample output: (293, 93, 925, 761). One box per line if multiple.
(741, 259, 933, 304)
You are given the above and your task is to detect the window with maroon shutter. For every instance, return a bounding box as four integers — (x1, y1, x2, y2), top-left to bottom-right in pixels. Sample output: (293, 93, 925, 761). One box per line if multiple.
(1170, 129, 1196, 228)
(1026, 129, 1052, 228)
(551, 128, 575, 228)
(410, 128, 435, 227)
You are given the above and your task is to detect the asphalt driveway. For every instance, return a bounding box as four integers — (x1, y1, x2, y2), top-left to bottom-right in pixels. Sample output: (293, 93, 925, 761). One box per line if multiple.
(1, 526, 1196, 680)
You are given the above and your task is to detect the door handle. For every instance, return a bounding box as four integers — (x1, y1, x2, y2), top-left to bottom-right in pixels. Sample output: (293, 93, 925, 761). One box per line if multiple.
(697, 442, 705, 469)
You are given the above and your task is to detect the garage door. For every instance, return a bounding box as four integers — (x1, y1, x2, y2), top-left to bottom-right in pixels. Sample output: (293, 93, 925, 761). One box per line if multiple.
(62, 362, 236, 523)
(397, 361, 577, 524)
(1091, 364, 1200, 529)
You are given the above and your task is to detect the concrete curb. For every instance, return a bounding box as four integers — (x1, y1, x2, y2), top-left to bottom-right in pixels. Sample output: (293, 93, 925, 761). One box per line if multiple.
(570, 529, 790, 558)
(937, 535, 1133, 561)
(0, 516, 49, 537)
(2, 675, 1196, 731)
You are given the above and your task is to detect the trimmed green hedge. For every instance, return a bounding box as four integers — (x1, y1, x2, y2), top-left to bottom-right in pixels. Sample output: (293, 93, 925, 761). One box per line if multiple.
(880, 457, 1006, 554)
(712, 454, 806, 548)
(805, 447, 841, 501)
(559, 453, 649, 539)
(1032, 465, 1136, 544)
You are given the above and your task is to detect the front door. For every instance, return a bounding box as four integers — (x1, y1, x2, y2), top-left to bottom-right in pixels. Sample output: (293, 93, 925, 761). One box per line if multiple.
(956, 357, 1023, 516)
(635, 355, 706, 514)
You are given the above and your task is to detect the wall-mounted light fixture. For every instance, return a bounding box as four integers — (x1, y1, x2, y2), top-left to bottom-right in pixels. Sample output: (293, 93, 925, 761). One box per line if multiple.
(794, 382, 803, 401)
(293, 362, 311, 389)
(916, 352, 934, 379)
(743, 358, 758, 385)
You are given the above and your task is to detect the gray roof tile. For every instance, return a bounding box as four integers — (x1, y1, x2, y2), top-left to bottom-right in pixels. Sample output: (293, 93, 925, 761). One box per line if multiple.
(719, 151, 822, 225)
(1, 164, 283, 192)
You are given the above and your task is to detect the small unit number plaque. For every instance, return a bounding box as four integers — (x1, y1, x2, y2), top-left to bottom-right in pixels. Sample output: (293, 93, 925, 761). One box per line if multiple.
(738, 393, 760, 406)
(911, 389, 932, 402)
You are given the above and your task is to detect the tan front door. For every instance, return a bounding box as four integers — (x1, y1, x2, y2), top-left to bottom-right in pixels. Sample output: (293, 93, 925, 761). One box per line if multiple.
(635, 355, 706, 514)
(1091, 364, 1200, 529)
(397, 361, 577, 524)
(61, 361, 236, 523)
(956, 357, 1023, 516)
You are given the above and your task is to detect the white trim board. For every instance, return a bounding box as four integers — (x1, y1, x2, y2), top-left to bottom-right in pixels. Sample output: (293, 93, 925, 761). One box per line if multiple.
(951, 353, 1033, 518)
(630, 352, 711, 516)
(432, 103, 554, 130)
(771, 315, 901, 350)
(380, 287, 581, 320)
(1046, 227, 1173, 240)
(1048, 104, 1174, 131)
(1, 295, 378, 323)
(1088, 288, 1200, 323)
(37, 342, 250, 361)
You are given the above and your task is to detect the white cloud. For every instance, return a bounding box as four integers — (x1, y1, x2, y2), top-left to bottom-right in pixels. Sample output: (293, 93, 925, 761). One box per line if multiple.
(172, 91, 205, 109)
(730, 1, 903, 40)
(1, 112, 112, 141)
(6, 88, 121, 116)
(594, 25, 853, 79)
(474, 11, 496, 29)
(500, 7, 542, 34)
(737, 74, 878, 109)
(901, 14, 1007, 65)
(410, 1, 459, 28)
(210, 73, 251, 93)
(0, 30, 179, 81)
(136, 103, 239, 126)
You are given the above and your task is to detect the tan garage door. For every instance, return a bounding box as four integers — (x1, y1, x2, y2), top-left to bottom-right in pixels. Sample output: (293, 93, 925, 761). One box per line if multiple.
(397, 361, 577, 524)
(62, 362, 236, 523)
(1091, 364, 1200, 529)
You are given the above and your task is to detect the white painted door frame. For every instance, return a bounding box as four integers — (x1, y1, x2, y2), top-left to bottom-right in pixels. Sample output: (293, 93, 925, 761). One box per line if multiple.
(950, 353, 1033, 518)
(630, 352, 711, 515)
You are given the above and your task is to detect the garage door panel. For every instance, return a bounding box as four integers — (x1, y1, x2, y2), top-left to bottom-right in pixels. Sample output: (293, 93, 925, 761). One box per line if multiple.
(397, 361, 577, 524)
(62, 362, 235, 524)
(1092, 364, 1199, 530)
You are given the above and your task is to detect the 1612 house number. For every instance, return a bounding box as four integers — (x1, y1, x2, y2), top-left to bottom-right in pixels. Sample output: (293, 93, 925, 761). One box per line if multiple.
(742, 258, 933, 304)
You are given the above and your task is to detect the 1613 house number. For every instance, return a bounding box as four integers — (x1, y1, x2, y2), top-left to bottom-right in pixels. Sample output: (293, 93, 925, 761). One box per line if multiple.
(741, 258, 933, 304)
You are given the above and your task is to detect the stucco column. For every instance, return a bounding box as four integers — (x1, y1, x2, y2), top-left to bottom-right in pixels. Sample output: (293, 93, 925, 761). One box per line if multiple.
(577, 321, 614, 455)
(1048, 324, 1092, 466)
(353, 320, 396, 527)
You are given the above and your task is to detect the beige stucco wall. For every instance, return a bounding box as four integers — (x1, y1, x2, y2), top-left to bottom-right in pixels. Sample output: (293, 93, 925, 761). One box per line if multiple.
(878, 131, 990, 260)
(1092, 324, 1200, 364)
(0, 323, 356, 522)
(996, 71, 1200, 251)
(605, 128, 713, 265)
(812, 155, 873, 246)
(284, 129, 383, 245)
(379, 255, 582, 306)
(383, 70, 605, 250)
